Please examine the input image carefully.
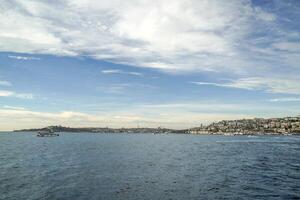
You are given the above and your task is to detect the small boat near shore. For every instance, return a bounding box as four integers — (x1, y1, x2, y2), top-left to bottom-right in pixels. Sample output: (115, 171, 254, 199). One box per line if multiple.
(37, 129, 59, 137)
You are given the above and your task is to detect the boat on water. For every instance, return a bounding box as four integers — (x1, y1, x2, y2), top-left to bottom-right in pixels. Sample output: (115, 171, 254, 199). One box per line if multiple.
(37, 129, 59, 137)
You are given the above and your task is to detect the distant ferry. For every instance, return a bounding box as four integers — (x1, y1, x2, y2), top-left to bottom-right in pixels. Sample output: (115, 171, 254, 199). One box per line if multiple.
(37, 129, 59, 137)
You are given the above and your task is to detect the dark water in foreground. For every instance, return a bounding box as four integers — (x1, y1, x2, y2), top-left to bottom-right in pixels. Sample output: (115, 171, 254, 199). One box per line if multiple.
(1, 132, 300, 200)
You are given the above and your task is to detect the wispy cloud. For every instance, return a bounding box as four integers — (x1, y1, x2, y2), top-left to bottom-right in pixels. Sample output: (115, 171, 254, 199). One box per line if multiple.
(269, 98, 300, 102)
(3, 105, 26, 110)
(8, 55, 41, 60)
(101, 69, 143, 76)
(0, 90, 34, 99)
(190, 82, 228, 88)
(14, 93, 34, 99)
(191, 77, 300, 94)
(1, 0, 298, 101)
(0, 90, 14, 97)
(101, 69, 122, 74)
(0, 80, 12, 86)
(127, 72, 143, 76)
(0, 0, 293, 74)
(0, 0, 299, 130)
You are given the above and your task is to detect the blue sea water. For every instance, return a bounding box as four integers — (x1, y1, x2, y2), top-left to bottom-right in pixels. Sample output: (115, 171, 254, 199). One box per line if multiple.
(0, 132, 300, 200)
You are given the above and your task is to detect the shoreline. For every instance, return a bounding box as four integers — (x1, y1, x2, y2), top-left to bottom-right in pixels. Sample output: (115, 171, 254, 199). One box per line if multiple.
(8, 130, 300, 136)
(11, 115, 300, 136)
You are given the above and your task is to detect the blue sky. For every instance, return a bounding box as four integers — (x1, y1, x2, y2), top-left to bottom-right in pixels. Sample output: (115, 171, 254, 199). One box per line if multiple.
(0, 0, 299, 130)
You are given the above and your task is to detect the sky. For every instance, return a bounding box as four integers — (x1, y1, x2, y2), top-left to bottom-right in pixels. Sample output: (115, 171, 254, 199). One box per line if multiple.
(0, 0, 300, 131)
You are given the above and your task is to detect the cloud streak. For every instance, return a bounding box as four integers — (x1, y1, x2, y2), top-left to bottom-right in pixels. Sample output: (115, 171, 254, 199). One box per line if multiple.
(101, 69, 143, 76)
(3, 105, 26, 110)
(0, 90, 34, 99)
(269, 98, 300, 102)
(191, 77, 300, 94)
(8, 55, 41, 60)
(0, 90, 14, 97)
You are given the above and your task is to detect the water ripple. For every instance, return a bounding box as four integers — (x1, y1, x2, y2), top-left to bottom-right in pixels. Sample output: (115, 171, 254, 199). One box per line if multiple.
(0, 133, 299, 200)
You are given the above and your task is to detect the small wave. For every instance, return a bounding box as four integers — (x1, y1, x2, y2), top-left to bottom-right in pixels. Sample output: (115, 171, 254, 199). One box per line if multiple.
(216, 140, 266, 143)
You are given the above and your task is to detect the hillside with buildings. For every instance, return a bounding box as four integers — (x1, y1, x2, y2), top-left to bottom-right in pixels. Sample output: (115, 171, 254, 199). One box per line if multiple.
(189, 116, 300, 135)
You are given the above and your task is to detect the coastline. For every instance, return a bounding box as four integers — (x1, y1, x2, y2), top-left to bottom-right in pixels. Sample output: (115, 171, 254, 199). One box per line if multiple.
(12, 115, 300, 136)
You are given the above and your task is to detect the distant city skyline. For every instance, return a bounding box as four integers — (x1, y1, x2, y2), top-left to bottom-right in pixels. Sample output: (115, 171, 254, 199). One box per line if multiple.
(0, 0, 300, 131)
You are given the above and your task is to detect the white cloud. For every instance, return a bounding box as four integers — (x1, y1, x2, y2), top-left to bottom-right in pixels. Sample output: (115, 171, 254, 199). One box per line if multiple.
(128, 72, 143, 76)
(269, 98, 300, 102)
(101, 69, 143, 76)
(101, 69, 122, 74)
(1, 0, 299, 95)
(0, 90, 14, 97)
(8, 55, 41, 60)
(190, 82, 228, 88)
(0, 90, 34, 99)
(0, 80, 12, 86)
(3, 105, 26, 110)
(192, 77, 300, 94)
(226, 78, 300, 94)
(0, 0, 282, 72)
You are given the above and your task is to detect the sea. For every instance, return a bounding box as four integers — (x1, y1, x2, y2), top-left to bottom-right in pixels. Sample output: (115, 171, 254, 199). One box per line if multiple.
(1, 132, 299, 200)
